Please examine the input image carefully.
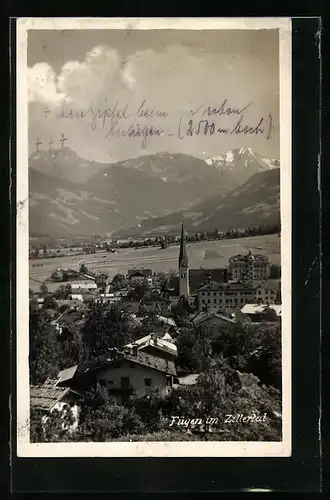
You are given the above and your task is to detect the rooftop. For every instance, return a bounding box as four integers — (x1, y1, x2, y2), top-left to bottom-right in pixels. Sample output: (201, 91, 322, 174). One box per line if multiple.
(192, 311, 236, 325)
(241, 303, 282, 316)
(229, 252, 269, 263)
(198, 281, 256, 292)
(56, 365, 79, 385)
(166, 268, 227, 295)
(30, 385, 70, 411)
(56, 350, 177, 385)
(125, 333, 177, 355)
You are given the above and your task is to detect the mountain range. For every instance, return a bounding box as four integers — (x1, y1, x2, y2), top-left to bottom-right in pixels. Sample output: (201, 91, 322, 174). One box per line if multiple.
(113, 167, 280, 237)
(28, 147, 280, 238)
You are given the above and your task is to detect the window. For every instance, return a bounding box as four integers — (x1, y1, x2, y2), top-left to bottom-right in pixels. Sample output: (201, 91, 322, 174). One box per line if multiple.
(144, 378, 152, 387)
(121, 376, 130, 389)
(208, 299, 211, 303)
(213, 292, 217, 296)
(166, 376, 172, 387)
(214, 299, 217, 303)
(207, 292, 210, 296)
(201, 292, 205, 296)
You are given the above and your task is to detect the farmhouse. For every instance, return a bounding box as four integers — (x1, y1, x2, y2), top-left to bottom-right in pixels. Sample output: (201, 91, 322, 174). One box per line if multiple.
(30, 382, 83, 434)
(56, 350, 177, 404)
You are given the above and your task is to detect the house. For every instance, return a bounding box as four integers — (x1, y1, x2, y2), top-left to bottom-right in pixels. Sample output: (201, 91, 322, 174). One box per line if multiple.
(51, 309, 86, 335)
(128, 268, 153, 279)
(140, 297, 172, 315)
(254, 279, 281, 304)
(125, 332, 178, 362)
(197, 281, 257, 313)
(94, 293, 122, 305)
(71, 281, 98, 292)
(228, 250, 270, 282)
(191, 310, 236, 334)
(30, 382, 82, 434)
(56, 299, 87, 311)
(69, 293, 84, 302)
(155, 315, 177, 331)
(56, 350, 177, 405)
(240, 303, 282, 322)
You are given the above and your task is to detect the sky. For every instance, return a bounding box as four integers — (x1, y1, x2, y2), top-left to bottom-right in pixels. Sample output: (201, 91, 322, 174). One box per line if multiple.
(28, 29, 280, 163)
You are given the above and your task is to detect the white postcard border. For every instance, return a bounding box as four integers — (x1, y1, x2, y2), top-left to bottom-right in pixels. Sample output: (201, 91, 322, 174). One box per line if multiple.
(16, 17, 292, 458)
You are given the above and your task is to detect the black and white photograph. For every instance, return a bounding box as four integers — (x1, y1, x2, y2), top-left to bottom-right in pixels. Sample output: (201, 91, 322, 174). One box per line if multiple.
(16, 18, 292, 457)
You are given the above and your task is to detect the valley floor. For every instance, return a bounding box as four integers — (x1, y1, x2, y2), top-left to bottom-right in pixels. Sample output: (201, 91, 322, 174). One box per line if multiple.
(29, 234, 280, 292)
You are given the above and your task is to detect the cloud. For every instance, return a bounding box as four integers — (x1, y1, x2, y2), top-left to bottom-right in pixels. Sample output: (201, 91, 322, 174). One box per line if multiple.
(28, 42, 279, 162)
(29, 45, 123, 106)
(28, 63, 65, 103)
(28, 44, 207, 107)
(57, 46, 121, 104)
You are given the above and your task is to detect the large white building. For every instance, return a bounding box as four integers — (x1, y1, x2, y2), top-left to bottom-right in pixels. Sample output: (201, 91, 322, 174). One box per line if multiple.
(197, 279, 280, 314)
(197, 281, 257, 313)
(228, 250, 270, 282)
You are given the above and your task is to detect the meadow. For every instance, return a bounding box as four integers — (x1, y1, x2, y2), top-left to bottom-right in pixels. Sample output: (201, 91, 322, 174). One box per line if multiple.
(29, 234, 281, 292)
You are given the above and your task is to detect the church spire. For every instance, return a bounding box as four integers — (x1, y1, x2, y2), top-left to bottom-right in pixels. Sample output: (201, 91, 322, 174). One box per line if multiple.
(179, 222, 188, 268)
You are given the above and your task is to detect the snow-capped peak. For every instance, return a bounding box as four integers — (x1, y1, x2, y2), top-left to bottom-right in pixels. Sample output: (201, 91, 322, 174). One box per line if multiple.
(205, 148, 279, 172)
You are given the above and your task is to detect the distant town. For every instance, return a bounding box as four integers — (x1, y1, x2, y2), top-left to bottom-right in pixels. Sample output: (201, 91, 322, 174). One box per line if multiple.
(29, 223, 282, 442)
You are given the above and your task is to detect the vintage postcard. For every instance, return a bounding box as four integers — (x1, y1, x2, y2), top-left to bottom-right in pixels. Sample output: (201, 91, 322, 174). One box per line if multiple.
(16, 17, 292, 457)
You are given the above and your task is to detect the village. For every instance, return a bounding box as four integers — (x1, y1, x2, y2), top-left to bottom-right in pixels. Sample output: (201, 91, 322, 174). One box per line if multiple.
(29, 224, 282, 442)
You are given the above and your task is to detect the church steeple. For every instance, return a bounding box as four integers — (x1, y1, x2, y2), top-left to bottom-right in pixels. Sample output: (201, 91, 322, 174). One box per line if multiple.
(178, 222, 189, 298)
(179, 222, 188, 268)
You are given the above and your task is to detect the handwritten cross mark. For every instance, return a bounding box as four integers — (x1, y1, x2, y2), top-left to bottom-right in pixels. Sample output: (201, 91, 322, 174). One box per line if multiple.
(60, 133, 67, 148)
(34, 138, 42, 153)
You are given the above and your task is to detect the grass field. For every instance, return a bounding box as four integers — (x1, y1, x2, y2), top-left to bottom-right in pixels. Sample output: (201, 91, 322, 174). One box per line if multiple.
(29, 234, 281, 292)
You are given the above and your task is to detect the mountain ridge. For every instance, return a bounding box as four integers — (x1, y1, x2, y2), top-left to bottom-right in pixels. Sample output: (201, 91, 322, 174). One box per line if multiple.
(29, 147, 279, 237)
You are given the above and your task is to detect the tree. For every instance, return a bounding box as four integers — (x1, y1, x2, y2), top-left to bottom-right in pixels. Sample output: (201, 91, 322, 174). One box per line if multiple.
(53, 284, 71, 300)
(269, 264, 281, 279)
(39, 283, 49, 296)
(79, 263, 88, 275)
(260, 307, 279, 323)
(176, 328, 212, 374)
(76, 386, 145, 441)
(29, 310, 61, 384)
(80, 304, 133, 361)
(111, 274, 126, 291)
(171, 296, 191, 324)
(127, 282, 150, 301)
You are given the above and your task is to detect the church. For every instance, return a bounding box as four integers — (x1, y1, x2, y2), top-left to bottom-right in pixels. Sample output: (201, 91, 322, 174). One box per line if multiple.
(162, 222, 227, 305)
(178, 222, 190, 299)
